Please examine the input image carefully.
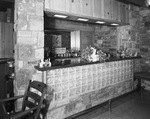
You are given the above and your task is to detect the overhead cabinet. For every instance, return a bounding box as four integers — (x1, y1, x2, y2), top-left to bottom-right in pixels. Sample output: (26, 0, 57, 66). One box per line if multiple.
(45, 0, 129, 24)
(82, 0, 93, 16)
(125, 3, 129, 23)
(48, 0, 66, 12)
(102, 0, 113, 20)
(66, 0, 82, 15)
(50, 0, 93, 17)
(93, 0, 104, 18)
(118, 1, 129, 23)
(119, 2, 126, 23)
(113, 0, 120, 21)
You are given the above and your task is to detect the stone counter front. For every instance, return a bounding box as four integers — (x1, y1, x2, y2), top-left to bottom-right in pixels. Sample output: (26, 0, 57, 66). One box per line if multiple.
(44, 59, 134, 119)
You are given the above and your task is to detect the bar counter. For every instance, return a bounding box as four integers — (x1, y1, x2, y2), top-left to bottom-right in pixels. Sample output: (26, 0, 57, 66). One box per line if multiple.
(35, 56, 141, 119)
(35, 56, 141, 71)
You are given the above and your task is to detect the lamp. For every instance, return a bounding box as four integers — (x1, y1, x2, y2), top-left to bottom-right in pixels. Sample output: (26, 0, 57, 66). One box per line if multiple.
(96, 21, 105, 24)
(110, 23, 119, 26)
(146, 0, 150, 7)
(53, 14, 68, 18)
(77, 18, 89, 21)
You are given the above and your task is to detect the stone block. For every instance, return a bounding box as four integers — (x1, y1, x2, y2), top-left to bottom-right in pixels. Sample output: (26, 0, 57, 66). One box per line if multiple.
(36, 0, 43, 2)
(140, 47, 149, 53)
(141, 64, 149, 71)
(18, 60, 24, 68)
(17, 37, 37, 44)
(17, 2, 25, 12)
(140, 10, 150, 16)
(140, 38, 150, 45)
(17, 31, 32, 37)
(32, 73, 42, 82)
(28, 60, 39, 66)
(35, 48, 44, 59)
(36, 2, 43, 16)
(16, 68, 33, 89)
(29, 15, 43, 30)
(25, 1, 36, 15)
(37, 32, 44, 48)
(18, 45, 35, 60)
(144, 21, 150, 29)
(17, 20, 28, 30)
(32, 31, 38, 38)
(21, 60, 39, 68)
(17, 0, 25, 4)
(18, 11, 27, 21)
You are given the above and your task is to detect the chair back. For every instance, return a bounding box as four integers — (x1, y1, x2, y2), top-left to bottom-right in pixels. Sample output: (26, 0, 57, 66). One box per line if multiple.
(22, 80, 47, 119)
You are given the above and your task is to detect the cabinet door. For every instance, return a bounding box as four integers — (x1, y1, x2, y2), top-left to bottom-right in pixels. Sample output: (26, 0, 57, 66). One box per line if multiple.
(103, 0, 113, 20)
(125, 4, 129, 23)
(113, 0, 120, 22)
(48, 0, 66, 12)
(93, 0, 104, 18)
(82, 0, 93, 16)
(66, 0, 82, 15)
(119, 2, 126, 23)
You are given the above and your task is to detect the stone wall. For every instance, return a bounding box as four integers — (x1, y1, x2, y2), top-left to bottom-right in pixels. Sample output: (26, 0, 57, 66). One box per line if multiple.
(139, 8, 150, 72)
(117, 5, 150, 90)
(117, 5, 141, 57)
(92, 5, 142, 56)
(13, 0, 150, 116)
(93, 26, 118, 54)
(14, 0, 44, 97)
(138, 8, 150, 90)
(92, 4, 141, 56)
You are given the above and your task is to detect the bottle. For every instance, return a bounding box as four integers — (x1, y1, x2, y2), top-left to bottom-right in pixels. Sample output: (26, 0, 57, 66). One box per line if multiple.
(39, 59, 45, 68)
(48, 58, 51, 67)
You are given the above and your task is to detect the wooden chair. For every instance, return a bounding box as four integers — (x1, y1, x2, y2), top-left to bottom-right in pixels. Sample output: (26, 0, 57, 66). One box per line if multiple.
(134, 72, 150, 100)
(0, 80, 47, 119)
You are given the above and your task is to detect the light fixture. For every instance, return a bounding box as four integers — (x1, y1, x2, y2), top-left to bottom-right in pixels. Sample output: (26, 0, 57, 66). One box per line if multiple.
(96, 21, 105, 24)
(53, 14, 68, 18)
(111, 23, 119, 26)
(146, 0, 150, 7)
(77, 18, 89, 21)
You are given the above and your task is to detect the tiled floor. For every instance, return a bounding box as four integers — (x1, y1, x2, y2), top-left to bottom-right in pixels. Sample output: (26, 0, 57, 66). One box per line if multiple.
(74, 90, 150, 119)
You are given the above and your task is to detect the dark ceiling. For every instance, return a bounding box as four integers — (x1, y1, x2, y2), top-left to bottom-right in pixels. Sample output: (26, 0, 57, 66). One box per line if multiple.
(0, 0, 14, 12)
(117, 0, 146, 7)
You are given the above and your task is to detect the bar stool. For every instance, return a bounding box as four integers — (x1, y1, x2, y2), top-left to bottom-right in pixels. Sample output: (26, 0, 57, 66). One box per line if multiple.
(134, 72, 150, 100)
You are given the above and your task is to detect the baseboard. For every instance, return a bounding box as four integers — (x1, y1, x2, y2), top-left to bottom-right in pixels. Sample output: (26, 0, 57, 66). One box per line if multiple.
(65, 89, 137, 119)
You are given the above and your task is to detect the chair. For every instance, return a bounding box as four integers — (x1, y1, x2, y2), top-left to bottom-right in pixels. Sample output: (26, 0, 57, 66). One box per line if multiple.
(134, 72, 150, 100)
(0, 80, 47, 119)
